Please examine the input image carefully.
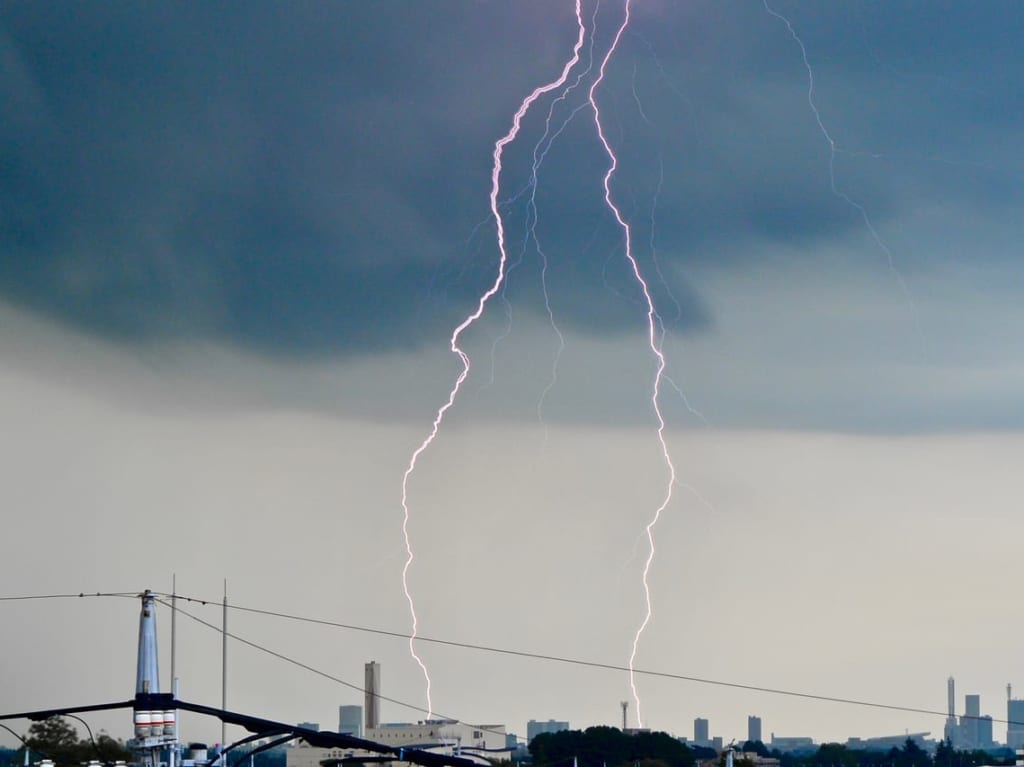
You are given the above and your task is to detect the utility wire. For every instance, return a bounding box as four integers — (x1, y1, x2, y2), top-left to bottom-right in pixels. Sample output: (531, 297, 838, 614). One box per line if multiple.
(156, 600, 490, 733)
(64, 714, 100, 761)
(160, 599, 521, 745)
(158, 592, 1018, 728)
(0, 722, 58, 765)
(6, 590, 1015, 731)
(0, 591, 514, 742)
(0, 592, 138, 602)
(0, 723, 31, 751)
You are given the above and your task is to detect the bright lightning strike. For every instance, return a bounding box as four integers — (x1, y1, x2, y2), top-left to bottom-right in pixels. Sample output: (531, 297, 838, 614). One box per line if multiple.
(484, 5, 598, 427)
(587, 0, 676, 729)
(399, 2, 587, 718)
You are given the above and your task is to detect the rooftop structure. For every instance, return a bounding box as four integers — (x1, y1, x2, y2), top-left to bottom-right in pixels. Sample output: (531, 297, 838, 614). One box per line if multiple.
(339, 705, 363, 738)
(694, 718, 709, 743)
(846, 733, 930, 751)
(768, 735, 814, 753)
(748, 716, 763, 744)
(1007, 698, 1024, 748)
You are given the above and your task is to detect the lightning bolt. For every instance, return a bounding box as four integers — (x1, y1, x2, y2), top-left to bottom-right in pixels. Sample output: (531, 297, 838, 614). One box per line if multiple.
(399, 1, 587, 717)
(587, 0, 675, 729)
(762, 0, 919, 327)
(630, 55, 708, 427)
(528, 8, 598, 442)
(482, 5, 598, 424)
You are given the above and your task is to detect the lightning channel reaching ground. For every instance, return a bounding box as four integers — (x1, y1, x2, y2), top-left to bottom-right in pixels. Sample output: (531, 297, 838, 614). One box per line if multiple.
(587, 0, 676, 729)
(399, 1, 586, 717)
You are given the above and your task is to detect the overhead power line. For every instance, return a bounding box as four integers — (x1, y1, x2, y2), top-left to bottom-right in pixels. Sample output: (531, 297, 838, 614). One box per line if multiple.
(158, 591, 1020, 728)
(0, 592, 138, 602)
(156, 599, 516, 741)
(5, 590, 1015, 732)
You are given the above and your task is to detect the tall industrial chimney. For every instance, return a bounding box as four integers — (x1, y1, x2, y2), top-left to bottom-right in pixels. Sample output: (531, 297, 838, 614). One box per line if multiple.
(365, 661, 381, 730)
(944, 676, 958, 745)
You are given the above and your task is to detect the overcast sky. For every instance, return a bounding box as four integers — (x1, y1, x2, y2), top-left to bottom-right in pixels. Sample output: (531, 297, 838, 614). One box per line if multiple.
(2, 0, 1024, 751)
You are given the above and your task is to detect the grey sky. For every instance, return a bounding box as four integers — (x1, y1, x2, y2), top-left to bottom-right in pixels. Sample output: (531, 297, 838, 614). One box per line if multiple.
(2, 0, 1024, 751)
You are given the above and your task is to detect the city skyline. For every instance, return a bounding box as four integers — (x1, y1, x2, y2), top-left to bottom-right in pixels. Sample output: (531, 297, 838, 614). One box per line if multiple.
(2, 590, 1024, 751)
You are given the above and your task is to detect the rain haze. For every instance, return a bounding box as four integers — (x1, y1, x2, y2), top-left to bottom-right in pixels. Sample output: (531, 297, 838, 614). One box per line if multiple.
(2, 0, 1024, 751)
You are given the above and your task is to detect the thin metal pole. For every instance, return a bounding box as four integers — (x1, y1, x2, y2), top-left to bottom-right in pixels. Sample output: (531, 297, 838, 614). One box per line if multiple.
(170, 574, 178, 767)
(171, 574, 177, 693)
(222, 578, 228, 750)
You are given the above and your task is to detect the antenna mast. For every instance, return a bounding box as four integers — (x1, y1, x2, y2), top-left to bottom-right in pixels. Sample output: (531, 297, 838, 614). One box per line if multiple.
(222, 579, 228, 751)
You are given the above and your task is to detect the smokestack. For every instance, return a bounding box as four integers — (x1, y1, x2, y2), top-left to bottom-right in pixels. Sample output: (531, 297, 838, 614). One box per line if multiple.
(365, 662, 381, 730)
(621, 701, 628, 731)
(948, 677, 955, 718)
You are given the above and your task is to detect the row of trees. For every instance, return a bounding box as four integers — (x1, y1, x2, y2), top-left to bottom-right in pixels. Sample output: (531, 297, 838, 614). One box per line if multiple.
(754, 740, 933, 767)
(530, 726, 698, 767)
(751, 739, 1014, 767)
(527, 730, 1014, 767)
(0, 717, 293, 767)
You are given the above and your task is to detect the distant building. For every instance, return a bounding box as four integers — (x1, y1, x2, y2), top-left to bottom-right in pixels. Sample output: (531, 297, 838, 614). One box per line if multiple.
(1008, 699, 1024, 748)
(368, 721, 508, 751)
(961, 695, 981, 749)
(738, 753, 780, 767)
(339, 706, 362, 737)
(748, 716, 762, 744)
(297, 722, 320, 733)
(694, 718, 709, 743)
(769, 735, 814, 752)
(288, 721, 509, 767)
(846, 733, 930, 751)
(966, 695, 981, 717)
(527, 720, 569, 743)
(288, 745, 365, 767)
(977, 716, 994, 749)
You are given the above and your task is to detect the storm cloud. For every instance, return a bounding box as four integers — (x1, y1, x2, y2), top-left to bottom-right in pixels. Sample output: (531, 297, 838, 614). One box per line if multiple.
(2, 2, 1021, 357)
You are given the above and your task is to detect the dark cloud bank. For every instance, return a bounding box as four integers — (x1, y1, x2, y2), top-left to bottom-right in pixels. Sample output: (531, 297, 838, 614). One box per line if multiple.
(1, 1, 1021, 357)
